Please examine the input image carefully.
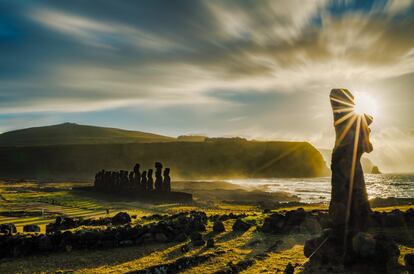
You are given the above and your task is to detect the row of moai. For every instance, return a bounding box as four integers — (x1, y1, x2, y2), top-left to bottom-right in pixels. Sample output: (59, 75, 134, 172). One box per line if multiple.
(94, 162, 171, 192)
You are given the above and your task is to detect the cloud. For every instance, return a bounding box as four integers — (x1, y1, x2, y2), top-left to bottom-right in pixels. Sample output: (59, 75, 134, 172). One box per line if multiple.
(385, 0, 414, 14)
(30, 8, 184, 52)
(0, 0, 414, 172)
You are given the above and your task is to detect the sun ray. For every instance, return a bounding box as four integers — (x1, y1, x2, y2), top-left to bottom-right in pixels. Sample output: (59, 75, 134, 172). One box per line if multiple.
(251, 144, 302, 175)
(335, 114, 357, 148)
(343, 114, 361, 259)
(334, 111, 355, 126)
(333, 107, 354, 114)
(330, 97, 355, 108)
(340, 89, 355, 104)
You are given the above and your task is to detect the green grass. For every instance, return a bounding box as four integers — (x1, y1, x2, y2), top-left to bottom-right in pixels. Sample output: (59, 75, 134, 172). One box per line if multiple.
(1, 180, 413, 273)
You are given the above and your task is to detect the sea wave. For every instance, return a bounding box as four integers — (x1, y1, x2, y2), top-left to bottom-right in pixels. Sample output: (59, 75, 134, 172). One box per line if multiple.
(227, 174, 414, 203)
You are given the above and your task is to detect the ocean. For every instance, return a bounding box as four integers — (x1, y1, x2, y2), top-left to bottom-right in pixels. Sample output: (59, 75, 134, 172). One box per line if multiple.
(227, 174, 414, 203)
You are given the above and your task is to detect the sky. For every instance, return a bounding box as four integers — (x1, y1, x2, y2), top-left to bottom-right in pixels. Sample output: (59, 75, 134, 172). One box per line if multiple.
(0, 0, 414, 173)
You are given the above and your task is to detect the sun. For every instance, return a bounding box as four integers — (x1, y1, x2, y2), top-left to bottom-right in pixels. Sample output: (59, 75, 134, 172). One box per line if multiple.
(353, 92, 378, 116)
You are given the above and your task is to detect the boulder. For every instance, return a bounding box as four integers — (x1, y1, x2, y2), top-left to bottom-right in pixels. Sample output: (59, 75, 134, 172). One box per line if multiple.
(285, 208, 306, 226)
(55, 216, 63, 226)
(174, 233, 187, 242)
(181, 244, 190, 253)
(154, 233, 168, 243)
(382, 210, 405, 228)
(38, 235, 53, 251)
(373, 234, 400, 265)
(304, 235, 339, 264)
(213, 221, 225, 233)
(192, 239, 205, 247)
(112, 212, 131, 225)
(190, 232, 202, 242)
(404, 253, 414, 269)
(261, 213, 285, 234)
(0, 223, 16, 235)
(206, 238, 215, 248)
(284, 262, 295, 274)
(404, 209, 414, 226)
(352, 232, 376, 258)
(232, 218, 251, 232)
(190, 232, 204, 246)
(23, 224, 40, 233)
(300, 216, 321, 234)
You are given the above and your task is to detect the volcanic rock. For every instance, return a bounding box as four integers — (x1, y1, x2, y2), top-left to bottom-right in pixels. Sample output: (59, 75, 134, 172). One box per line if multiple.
(232, 218, 251, 232)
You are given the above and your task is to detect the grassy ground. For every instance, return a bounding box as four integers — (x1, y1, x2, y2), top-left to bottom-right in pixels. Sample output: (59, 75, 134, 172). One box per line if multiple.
(0, 180, 413, 273)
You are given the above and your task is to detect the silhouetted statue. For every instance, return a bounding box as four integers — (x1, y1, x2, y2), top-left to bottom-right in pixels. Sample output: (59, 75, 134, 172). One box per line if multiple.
(154, 162, 163, 191)
(141, 171, 148, 191)
(304, 88, 376, 264)
(128, 171, 134, 188)
(163, 168, 171, 192)
(93, 163, 175, 195)
(329, 89, 372, 240)
(133, 163, 141, 189)
(147, 169, 154, 191)
(121, 170, 128, 190)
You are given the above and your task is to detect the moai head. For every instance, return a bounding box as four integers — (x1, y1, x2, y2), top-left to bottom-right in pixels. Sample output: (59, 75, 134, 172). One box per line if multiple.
(142, 170, 147, 178)
(155, 162, 163, 170)
(134, 163, 140, 173)
(147, 169, 153, 177)
(163, 168, 170, 176)
(330, 88, 373, 154)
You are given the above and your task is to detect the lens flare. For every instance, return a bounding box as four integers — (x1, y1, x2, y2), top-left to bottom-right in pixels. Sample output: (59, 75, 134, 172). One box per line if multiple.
(353, 92, 378, 116)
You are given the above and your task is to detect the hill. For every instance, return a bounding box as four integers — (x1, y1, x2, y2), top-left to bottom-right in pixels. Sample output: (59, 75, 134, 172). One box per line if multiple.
(0, 140, 329, 180)
(0, 123, 174, 146)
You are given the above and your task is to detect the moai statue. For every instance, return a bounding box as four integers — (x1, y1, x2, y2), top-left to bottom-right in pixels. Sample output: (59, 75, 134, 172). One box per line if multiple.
(163, 168, 171, 192)
(111, 172, 115, 191)
(115, 171, 121, 192)
(304, 89, 379, 265)
(133, 163, 141, 189)
(128, 171, 134, 189)
(94, 171, 99, 189)
(123, 170, 129, 190)
(329, 89, 372, 239)
(147, 169, 154, 191)
(141, 171, 148, 192)
(105, 171, 111, 191)
(154, 162, 163, 191)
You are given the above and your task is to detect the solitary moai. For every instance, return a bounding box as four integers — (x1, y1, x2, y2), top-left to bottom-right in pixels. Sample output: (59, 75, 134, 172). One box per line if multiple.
(163, 168, 171, 192)
(154, 162, 163, 191)
(304, 88, 379, 265)
(147, 169, 154, 191)
(329, 89, 372, 238)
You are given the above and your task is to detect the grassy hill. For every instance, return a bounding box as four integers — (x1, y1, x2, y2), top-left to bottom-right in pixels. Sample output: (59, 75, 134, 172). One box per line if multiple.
(0, 123, 329, 179)
(0, 140, 329, 180)
(0, 123, 174, 146)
